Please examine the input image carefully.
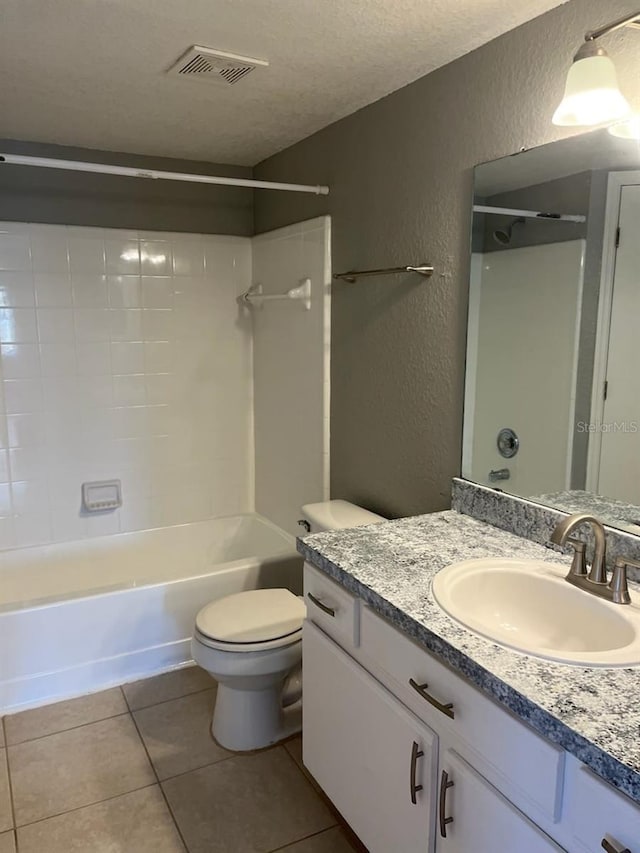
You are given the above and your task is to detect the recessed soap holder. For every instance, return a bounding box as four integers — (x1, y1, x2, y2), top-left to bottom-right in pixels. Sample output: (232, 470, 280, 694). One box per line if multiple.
(81, 480, 122, 513)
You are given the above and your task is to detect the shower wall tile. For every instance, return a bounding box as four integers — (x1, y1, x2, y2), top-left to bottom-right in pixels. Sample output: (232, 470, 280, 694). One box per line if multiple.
(0, 222, 253, 550)
(252, 217, 331, 536)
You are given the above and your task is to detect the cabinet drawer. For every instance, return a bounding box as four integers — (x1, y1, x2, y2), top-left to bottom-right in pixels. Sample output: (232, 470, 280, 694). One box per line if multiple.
(304, 563, 359, 647)
(566, 757, 640, 852)
(360, 605, 564, 824)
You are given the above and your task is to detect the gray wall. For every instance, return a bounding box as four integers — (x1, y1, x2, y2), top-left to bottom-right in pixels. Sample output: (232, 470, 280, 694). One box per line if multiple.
(0, 139, 253, 236)
(253, 0, 640, 519)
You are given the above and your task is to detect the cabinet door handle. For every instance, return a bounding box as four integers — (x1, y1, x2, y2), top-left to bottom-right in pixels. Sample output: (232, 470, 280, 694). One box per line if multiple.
(439, 770, 454, 838)
(307, 592, 336, 617)
(409, 740, 424, 805)
(602, 839, 631, 853)
(409, 678, 455, 719)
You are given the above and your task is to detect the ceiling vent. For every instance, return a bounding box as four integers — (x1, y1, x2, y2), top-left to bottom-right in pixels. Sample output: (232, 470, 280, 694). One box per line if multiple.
(167, 46, 268, 85)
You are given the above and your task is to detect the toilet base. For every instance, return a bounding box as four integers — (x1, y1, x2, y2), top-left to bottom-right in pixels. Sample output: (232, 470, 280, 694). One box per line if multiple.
(212, 682, 302, 751)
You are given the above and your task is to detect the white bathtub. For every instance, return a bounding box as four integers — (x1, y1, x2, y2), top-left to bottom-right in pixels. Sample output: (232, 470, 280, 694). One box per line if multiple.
(0, 514, 302, 713)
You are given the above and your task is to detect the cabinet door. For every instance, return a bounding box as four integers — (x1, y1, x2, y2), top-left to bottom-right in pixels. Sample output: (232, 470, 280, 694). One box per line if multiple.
(303, 621, 438, 853)
(435, 750, 565, 853)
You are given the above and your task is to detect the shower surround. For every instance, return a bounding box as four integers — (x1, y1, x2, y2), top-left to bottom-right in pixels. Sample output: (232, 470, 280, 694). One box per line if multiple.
(0, 222, 254, 547)
(0, 216, 330, 710)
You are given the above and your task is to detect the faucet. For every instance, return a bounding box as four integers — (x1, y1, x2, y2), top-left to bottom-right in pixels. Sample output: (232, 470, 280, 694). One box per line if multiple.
(550, 513, 607, 583)
(550, 513, 636, 605)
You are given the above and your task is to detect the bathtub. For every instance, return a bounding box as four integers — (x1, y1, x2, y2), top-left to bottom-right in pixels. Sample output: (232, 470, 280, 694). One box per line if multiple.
(0, 514, 302, 713)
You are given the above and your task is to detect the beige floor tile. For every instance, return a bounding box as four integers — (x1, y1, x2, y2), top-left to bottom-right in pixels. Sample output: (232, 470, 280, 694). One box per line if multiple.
(133, 689, 229, 780)
(284, 735, 303, 769)
(0, 831, 15, 853)
(123, 667, 214, 711)
(163, 746, 335, 853)
(9, 714, 155, 825)
(0, 751, 12, 833)
(283, 736, 326, 797)
(17, 786, 185, 853)
(276, 827, 360, 852)
(4, 688, 127, 745)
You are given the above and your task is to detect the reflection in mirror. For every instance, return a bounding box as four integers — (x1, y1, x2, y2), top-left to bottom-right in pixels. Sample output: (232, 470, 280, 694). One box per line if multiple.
(463, 128, 640, 534)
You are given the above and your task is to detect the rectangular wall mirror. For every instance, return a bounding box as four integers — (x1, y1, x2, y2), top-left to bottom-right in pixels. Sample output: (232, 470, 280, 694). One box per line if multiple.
(463, 128, 640, 534)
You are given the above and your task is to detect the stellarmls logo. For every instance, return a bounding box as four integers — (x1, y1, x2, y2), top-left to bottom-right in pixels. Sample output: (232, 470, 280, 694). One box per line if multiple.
(576, 421, 639, 433)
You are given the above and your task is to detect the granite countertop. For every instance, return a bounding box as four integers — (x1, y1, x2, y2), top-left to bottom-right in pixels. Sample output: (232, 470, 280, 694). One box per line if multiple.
(298, 510, 640, 804)
(530, 489, 640, 535)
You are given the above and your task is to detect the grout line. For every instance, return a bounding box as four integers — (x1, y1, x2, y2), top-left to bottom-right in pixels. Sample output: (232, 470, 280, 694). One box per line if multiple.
(128, 705, 190, 852)
(280, 742, 365, 851)
(123, 684, 215, 715)
(155, 750, 239, 785)
(11, 781, 159, 832)
(3, 710, 131, 749)
(266, 826, 343, 853)
(2, 718, 18, 840)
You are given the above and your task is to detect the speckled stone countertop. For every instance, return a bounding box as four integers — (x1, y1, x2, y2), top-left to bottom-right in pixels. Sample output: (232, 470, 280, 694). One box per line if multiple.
(531, 489, 640, 536)
(298, 511, 640, 804)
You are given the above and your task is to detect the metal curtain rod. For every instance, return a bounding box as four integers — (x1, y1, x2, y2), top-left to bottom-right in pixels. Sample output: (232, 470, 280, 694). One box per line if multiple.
(473, 204, 586, 224)
(333, 263, 434, 283)
(0, 154, 330, 196)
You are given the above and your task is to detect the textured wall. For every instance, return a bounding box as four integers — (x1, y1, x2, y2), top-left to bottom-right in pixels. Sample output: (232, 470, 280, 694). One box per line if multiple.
(253, 0, 640, 519)
(0, 140, 254, 236)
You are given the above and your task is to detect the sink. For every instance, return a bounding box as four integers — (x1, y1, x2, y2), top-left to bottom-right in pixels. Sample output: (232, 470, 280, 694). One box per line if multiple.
(432, 558, 640, 667)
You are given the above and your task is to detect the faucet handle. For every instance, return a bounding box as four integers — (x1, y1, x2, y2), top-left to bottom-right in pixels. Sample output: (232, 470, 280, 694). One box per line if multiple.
(566, 537, 587, 577)
(609, 557, 638, 605)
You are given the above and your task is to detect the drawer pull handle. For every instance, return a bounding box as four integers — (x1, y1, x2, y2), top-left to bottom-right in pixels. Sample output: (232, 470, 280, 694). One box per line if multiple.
(602, 839, 631, 853)
(307, 592, 336, 618)
(409, 740, 424, 805)
(409, 678, 455, 719)
(439, 769, 454, 838)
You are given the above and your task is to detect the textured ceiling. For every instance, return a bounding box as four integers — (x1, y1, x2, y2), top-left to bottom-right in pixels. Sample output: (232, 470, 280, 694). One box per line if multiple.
(0, 0, 568, 166)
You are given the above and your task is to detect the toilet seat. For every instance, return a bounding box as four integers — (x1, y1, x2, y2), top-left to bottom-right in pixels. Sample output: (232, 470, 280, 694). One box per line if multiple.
(195, 588, 305, 653)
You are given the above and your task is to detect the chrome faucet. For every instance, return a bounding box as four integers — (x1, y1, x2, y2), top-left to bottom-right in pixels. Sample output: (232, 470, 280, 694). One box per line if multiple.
(550, 513, 636, 605)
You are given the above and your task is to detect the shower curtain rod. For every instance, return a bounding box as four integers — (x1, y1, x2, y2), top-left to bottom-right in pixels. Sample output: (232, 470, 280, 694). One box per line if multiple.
(473, 204, 585, 223)
(0, 153, 330, 196)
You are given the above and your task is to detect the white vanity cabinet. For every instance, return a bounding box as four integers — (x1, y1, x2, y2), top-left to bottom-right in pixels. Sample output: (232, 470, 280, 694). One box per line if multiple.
(436, 750, 563, 853)
(304, 621, 439, 852)
(302, 563, 640, 853)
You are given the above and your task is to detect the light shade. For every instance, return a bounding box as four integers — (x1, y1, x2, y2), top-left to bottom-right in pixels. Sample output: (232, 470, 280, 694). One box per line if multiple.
(608, 115, 640, 140)
(552, 52, 632, 127)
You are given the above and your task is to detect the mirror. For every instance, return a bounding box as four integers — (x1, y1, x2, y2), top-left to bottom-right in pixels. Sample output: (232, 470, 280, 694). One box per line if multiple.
(463, 128, 640, 534)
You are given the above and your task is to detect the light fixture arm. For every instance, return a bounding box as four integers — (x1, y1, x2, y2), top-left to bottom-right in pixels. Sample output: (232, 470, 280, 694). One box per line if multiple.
(584, 10, 640, 43)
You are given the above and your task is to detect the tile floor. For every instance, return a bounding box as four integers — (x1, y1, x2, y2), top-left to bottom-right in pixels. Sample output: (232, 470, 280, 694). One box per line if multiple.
(0, 667, 363, 853)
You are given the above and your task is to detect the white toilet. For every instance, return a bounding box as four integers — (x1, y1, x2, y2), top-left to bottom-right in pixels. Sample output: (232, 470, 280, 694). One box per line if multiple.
(191, 499, 384, 751)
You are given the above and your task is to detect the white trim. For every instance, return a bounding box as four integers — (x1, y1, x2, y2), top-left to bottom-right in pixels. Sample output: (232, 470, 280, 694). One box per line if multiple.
(586, 170, 640, 491)
(461, 253, 483, 479)
(565, 240, 586, 489)
(473, 204, 586, 223)
(0, 153, 330, 196)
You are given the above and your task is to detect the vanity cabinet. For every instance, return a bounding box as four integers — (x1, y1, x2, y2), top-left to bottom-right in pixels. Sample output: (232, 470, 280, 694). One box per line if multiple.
(436, 750, 563, 852)
(304, 621, 438, 852)
(302, 563, 640, 853)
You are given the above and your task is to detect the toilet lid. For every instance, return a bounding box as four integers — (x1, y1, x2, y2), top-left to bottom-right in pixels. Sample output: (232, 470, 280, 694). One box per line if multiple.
(196, 588, 306, 645)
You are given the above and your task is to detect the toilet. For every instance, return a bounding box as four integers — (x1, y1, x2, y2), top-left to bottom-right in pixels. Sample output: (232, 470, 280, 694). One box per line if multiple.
(191, 499, 384, 751)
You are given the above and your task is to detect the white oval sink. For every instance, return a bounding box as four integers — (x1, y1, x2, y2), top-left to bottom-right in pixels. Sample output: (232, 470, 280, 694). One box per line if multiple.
(432, 558, 640, 667)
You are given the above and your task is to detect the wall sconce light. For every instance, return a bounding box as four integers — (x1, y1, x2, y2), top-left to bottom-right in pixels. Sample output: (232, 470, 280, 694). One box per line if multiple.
(608, 115, 640, 140)
(552, 10, 640, 127)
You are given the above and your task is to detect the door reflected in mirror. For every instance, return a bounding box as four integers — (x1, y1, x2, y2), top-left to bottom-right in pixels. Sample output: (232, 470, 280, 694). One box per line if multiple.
(463, 128, 640, 533)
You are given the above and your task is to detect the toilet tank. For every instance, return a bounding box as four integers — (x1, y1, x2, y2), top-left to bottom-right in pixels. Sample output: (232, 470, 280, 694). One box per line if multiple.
(300, 500, 385, 534)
